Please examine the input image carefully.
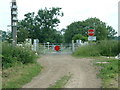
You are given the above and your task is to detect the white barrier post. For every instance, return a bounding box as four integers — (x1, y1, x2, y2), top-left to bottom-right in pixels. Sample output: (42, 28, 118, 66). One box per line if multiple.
(72, 40, 75, 52)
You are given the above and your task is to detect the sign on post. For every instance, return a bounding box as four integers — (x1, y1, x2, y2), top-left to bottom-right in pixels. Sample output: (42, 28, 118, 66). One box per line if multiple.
(54, 45, 60, 51)
(88, 29, 95, 36)
(88, 29, 96, 41)
(88, 36, 96, 41)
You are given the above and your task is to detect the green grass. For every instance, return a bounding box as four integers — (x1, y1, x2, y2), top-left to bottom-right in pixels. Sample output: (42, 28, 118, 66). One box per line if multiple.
(93, 58, 119, 88)
(2, 63, 43, 88)
(2, 42, 38, 68)
(48, 74, 72, 89)
(73, 40, 119, 57)
(73, 44, 100, 57)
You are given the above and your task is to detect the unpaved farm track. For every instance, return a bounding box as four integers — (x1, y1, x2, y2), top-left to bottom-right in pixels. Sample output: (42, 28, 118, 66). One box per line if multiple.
(22, 55, 101, 88)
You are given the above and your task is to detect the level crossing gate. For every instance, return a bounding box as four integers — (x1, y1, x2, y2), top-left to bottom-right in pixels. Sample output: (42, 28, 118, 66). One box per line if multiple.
(39, 43, 73, 55)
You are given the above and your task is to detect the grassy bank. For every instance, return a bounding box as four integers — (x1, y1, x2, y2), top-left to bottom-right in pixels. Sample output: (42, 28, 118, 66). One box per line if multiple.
(73, 40, 119, 57)
(48, 74, 72, 89)
(73, 40, 119, 88)
(2, 63, 42, 88)
(93, 57, 119, 88)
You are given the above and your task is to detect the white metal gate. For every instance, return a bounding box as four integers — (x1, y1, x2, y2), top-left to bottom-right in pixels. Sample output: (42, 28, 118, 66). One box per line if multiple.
(39, 43, 73, 55)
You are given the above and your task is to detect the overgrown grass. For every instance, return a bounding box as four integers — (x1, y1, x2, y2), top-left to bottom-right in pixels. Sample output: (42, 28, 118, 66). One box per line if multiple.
(2, 42, 38, 68)
(48, 74, 72, 89)
(97, 40, 119, 56)
(2, 63, 42, 88)
(73, 40, 119, 57)
(93, 58, 119, 88)
(73, 44, 100, 57)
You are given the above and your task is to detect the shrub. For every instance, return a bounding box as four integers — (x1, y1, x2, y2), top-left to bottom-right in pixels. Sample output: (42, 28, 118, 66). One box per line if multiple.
(97, 40, 119, 56)
(73, 40, 119, 57)
(2, 42, 37, 68)
(73, 44, 100, 57)
(16, 47, 37, 64)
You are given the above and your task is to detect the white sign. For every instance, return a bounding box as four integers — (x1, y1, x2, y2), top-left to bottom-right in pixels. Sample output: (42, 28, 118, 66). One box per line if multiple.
(88, 36, 96, 41)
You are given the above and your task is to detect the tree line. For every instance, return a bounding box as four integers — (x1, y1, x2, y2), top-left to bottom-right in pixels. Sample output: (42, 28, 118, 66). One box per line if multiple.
(1, 7, 118, 44)
(17, 7, 63, 43)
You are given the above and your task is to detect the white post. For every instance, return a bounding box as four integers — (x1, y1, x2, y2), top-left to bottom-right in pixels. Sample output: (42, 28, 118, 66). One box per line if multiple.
(36, 39, 39, 52)
(33, 39, 39, 52)
(47, 42, 50, 50)
(33, 39, 37, 51)
(72, 40, 75, 52)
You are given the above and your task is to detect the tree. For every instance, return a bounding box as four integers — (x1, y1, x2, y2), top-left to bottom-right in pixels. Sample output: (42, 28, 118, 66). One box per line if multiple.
(17, 27, 29, 43)
(18, 7, 64, 43)
(64, 17, 117, 43)
(72, 34, 87, 42)
(0, 30, 12, 43)
(64, 21, 85, 43)
(107, 26, 117, 39)
(0, 30, 6, 41)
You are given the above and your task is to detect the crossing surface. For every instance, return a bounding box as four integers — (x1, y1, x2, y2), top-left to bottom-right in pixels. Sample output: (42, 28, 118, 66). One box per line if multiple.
(22, 55, 101, 88)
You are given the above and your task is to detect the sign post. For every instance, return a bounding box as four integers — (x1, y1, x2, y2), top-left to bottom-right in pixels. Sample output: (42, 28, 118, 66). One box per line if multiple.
(88, 29, 96, 41)
(54, 45, 60, 51)
(88, 36, 96, 41)
(88, 29, 95, 36)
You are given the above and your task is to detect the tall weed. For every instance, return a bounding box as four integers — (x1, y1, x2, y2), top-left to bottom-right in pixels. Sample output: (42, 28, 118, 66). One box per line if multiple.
(2, 42, 37, 68)
(73, 40, 119, 57)
(97, 40, 119, 56)
(73, 44, 100, 57)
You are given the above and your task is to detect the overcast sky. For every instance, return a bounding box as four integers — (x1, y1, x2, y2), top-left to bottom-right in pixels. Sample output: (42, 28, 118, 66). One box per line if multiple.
(0, 0, 119, 35)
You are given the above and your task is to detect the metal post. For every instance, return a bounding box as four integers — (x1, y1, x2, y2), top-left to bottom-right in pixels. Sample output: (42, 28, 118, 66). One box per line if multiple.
(12, 26, 17, 47)
(11, 0, 18, 47)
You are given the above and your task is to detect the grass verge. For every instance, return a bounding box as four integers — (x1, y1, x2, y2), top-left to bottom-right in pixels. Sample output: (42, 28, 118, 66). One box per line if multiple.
(93, 57, 119, 88)
(2, 63, 42, 88)
(48, 74, 72, 89)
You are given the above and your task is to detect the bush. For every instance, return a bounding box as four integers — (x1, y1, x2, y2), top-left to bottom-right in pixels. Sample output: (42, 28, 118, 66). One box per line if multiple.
(73, 44, 100, 57)
(97, 40, 119, 56)
(73, 40, 119, 57)
(2, 42, 37, 68)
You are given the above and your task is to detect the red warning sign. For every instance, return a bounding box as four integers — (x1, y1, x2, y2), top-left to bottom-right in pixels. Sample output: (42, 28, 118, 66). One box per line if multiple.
(54, 45, 60, 51)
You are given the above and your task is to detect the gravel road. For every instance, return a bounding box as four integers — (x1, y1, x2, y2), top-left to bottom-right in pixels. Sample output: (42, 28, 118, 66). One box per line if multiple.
(22, 55, 101, 88)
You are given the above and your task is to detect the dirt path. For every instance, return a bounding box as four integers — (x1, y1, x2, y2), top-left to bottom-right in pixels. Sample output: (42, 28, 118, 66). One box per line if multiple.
(22, 55, 101, 88)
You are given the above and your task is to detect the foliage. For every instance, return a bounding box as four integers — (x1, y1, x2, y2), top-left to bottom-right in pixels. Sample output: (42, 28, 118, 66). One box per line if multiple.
(0, 30, 12, 43)
(94, 59, 119, 88)
(17, 27, 29, 43)
(0, 30, 6, 41)
(97, 40, 119, 56)
(18, 7, 64, 43)
(73, 40, 119, 57)
(2, 63, 42, 88)
(64, 17, 117, 43)
(73, 44, 100, 57)
(72, 34, 87, 42)
(107, 26, 117, 39)
(2, 42, 37, 68)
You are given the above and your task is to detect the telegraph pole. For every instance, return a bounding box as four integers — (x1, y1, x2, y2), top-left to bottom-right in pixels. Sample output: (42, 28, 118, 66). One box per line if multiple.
(11, 0, 18, 47)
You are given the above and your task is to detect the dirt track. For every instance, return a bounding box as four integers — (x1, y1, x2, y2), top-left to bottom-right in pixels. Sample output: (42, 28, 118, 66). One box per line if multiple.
(22, 55, 101, 88)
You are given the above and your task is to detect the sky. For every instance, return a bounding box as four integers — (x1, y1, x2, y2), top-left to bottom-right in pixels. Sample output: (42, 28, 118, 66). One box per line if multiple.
(0, 0, 119, 36)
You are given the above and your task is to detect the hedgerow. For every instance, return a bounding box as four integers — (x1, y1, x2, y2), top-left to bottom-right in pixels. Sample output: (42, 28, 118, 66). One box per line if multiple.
(2, 42, 37, 68)
(73, 40, 119, 57)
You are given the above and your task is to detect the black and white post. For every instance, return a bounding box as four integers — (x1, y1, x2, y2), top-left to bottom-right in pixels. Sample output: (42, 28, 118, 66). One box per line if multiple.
(11, 0, 18, 47)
